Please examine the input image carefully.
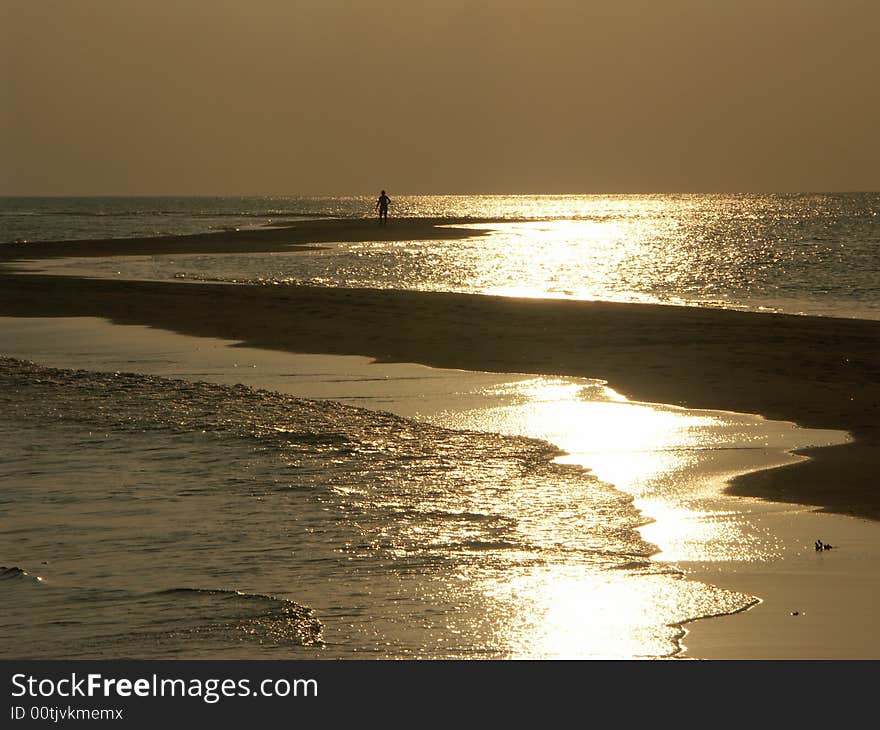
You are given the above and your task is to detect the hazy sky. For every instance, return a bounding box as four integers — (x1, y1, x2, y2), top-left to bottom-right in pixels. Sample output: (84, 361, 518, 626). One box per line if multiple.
(2, 0, 878, 195)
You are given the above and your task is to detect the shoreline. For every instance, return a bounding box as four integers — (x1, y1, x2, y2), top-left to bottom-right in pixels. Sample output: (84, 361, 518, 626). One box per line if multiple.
(1, 218, 878, 521)
(3, 315, 865, 659)
(0, 217, 492, 257)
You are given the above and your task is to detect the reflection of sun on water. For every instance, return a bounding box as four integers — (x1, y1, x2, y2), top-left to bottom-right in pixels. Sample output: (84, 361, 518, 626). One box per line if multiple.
(481, 567, 753, 659)
(430, 376, 840, 658)
(444, 219, 669, 303)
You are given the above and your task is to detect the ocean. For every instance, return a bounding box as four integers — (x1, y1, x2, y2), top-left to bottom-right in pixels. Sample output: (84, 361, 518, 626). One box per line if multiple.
(0, 194, 872, 658)
(2, 193, 879, 319)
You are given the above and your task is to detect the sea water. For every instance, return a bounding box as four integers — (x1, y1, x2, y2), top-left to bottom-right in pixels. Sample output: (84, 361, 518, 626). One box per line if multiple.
(1, 356, 763, 659)
(0, 317, 847, 659)
(2, 193, 878, 319)
(0, 194, 872, 658)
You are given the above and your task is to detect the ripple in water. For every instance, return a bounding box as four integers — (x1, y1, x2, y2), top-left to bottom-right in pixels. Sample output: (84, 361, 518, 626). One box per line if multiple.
(19, 194, 878, 320)
(0, 358, 755, 658)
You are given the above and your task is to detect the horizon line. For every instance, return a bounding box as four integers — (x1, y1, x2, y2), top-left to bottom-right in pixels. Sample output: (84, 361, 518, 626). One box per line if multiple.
(2, 190, 879, 199)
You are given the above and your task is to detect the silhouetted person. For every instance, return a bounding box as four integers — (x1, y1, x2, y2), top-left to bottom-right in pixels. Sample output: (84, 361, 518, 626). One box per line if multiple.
(376, 190, 390, 225)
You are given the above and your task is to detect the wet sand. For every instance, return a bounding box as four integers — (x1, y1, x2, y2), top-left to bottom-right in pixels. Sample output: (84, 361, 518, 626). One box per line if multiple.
(2, 219, 878, 521)
(3, 315, 875, 660)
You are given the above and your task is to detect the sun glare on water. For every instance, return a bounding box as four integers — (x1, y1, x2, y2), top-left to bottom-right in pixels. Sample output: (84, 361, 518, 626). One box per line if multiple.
(428, 375, 843, 657)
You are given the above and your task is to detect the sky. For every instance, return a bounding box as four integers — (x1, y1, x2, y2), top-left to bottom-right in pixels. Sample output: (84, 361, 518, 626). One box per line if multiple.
(2, 0, 878, 195)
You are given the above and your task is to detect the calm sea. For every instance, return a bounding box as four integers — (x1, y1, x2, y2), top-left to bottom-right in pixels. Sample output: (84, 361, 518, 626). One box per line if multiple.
(2, 193, 878, 319)
(0, 194, 873, 658)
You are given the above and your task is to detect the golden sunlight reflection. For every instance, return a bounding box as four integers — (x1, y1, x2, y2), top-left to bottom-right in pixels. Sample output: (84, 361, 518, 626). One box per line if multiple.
(429, 375, 845, 657)
(480, 567, 752, 659)
(634, 499, 781, 564)
(434, 375, 829, 563)
(444, 220, 668, 304)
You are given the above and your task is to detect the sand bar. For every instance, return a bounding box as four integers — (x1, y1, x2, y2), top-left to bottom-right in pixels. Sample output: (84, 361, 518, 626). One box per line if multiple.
(2, 218, 878, 521)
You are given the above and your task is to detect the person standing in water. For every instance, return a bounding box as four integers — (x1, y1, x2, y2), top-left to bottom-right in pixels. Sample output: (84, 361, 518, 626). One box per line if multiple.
(376, 190, 390, 225)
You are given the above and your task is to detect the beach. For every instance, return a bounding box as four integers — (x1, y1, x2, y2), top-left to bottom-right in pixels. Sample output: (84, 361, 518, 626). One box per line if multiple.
(5, 6, 879, 722)
(2, 218, 879, 659)
(3, 219, 878, 518)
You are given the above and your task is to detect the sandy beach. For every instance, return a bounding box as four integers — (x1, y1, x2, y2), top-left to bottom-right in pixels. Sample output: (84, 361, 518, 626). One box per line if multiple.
(2, 219, 878, 519)
(2, 218, 879, 660)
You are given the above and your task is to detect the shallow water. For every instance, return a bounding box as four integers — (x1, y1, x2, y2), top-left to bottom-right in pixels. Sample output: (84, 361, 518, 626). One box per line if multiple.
(1, 192, 876, 658)
(0, 317, 849, 659)
(0, 358, 695, 658)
